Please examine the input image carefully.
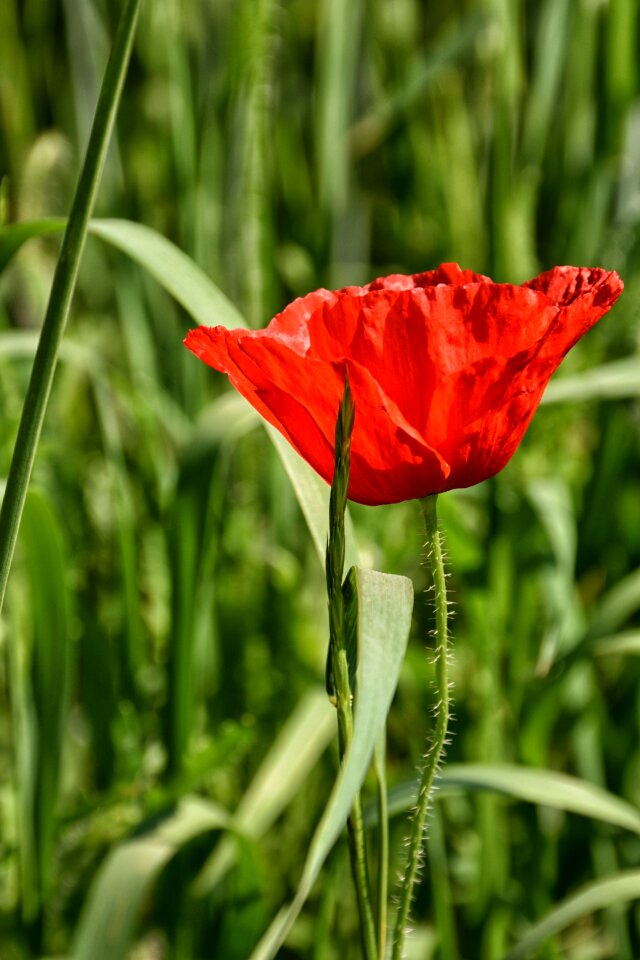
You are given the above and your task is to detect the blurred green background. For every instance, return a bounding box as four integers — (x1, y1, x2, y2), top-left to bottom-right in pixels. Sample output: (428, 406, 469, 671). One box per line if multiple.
(1, 0, 640, 958)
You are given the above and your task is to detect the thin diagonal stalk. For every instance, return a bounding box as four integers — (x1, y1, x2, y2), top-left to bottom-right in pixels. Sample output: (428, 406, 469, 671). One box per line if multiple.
(0, 0, 144, 615)
(392, 494, 450, 960)
(326, 379, 377, 960)
(374, 734, 389, 960)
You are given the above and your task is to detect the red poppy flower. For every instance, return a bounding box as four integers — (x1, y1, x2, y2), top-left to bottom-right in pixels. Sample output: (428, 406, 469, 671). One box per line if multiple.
(184, 263, 623, 506)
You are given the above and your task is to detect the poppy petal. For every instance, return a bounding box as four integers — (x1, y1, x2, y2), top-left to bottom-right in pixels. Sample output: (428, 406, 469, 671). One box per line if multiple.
(185, 263, 624, 505)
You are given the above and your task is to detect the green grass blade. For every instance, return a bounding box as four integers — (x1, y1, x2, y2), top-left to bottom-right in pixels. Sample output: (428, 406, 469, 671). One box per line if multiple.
(0, 0, 143, 616)
(427, 804, 460, 960)
(0, 0, 36, 175)
(268, 426, 358, 571)
(5, 490, 72, 941)
(0, 218, 65, 273)
(594, 630, 640, 656)
(0, 325, 191, 450)
(71, 797, 232, 960)
(187, 392, 260, 452)
(91, 379, 143, 698)
(6, 568, 39, 928)
(0, 328, 94, 364)
(0, 217, 245, 326)
(62, 0, 110, 155)
(155, 0, 198, 258)
(224, 0, 278, 325)
(520, 0, 570, 169)
(235, 689, 335, 839)
(315, 0, 362, 216)
(542, 357, 640, 404)
(586, 567, 640, 641)
(604, 0, 637, 155)
(194, 687, 336, 894)
(349, 13, 487, 159)
(249, 566, 413, 960)
(0, 217, 361, 569)
(386, 764, 640, 835)
(20, 491, 72, 922)
(526, 477, 576, 580)
(503, 870, 640, 960)
(163, 482, 200, 779)
(89, 219, 247, 329)
(525, 477, 581, 667)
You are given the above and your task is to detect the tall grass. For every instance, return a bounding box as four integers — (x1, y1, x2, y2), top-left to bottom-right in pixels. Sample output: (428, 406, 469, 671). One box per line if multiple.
(1, 1, 640, 958)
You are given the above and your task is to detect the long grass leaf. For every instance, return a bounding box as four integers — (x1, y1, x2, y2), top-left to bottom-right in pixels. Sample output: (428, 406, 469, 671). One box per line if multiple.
(20, 492, 72, 920)
(0, 218, 361, 567)
(268, 427, 358, 570)
(385, 764, 640, 836)
(89, 219, 246, 329)
(594, 630, 640, 657)
(542, 357, 640, 404)
(0, 217, 245, 326)
(586, 567, 640, 641)
(349, 13, 487, 160)
(194, 688, 336, 895)
(71, 797, 232, 960)
(503, 870, 640, 960)
(0, 218, 66, 274)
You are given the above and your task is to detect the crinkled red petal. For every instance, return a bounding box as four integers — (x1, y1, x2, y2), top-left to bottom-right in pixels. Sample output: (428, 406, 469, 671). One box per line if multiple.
(184, 325, 450, 505)
(184, 263, 624, 503)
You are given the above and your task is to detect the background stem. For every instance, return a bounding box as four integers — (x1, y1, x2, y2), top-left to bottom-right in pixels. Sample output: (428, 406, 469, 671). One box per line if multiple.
(0, 0, 143, 614)
(392, 493, 451, 959)
(374, 734, 389, 959)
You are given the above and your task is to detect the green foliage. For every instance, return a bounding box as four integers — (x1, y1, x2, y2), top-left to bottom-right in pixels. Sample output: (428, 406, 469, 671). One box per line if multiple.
(251, 566, 412, 960)
(2, 1, 640, 958)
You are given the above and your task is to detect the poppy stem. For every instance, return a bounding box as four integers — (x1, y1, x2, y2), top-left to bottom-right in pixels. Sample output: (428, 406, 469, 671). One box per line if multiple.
(326, 380, 378, 960)
(391, 494, 450, 960)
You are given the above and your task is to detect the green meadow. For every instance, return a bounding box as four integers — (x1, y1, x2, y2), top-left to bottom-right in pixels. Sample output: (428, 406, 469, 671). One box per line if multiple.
(1, 1, 640, 958)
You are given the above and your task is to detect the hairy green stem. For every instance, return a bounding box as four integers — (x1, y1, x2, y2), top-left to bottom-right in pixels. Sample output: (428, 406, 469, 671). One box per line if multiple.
(326, 381, 377, 960)
(392, 494, 450, 960)
(0, 0, 143, 615)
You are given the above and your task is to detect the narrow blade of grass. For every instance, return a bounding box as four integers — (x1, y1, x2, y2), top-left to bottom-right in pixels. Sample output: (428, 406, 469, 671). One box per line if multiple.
(385, 764, 640, 836)
(594, 630, 640, 656)
(542, 357, 640, 404)
(268, 426, 358, 571)
(71, 797, 232, 960)
(503, 870, 640, 960)
(194, 687, 336, 895)
(20, 491, 72, 922)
